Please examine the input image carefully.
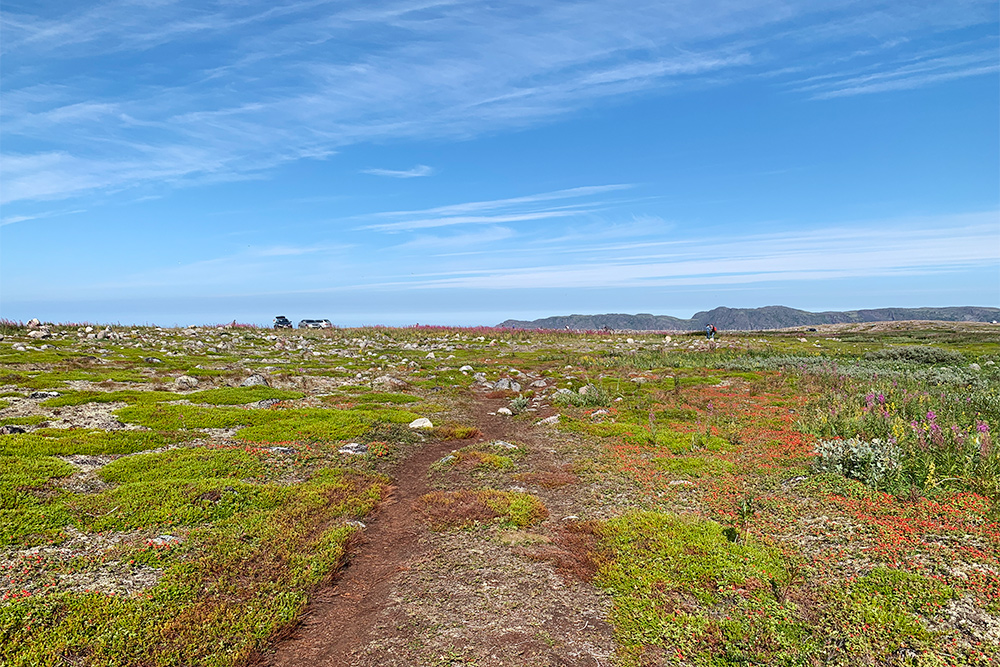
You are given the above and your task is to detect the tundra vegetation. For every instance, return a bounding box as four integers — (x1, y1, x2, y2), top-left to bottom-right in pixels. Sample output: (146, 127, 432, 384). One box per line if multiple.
(0, 319, 997, 666)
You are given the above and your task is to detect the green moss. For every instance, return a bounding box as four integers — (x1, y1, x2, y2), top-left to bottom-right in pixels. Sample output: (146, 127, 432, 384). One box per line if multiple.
(234, 410, 380, 443)
(116, 404, 255, 430)
(480, 489, 548, 527)
(0, 415, 49, 426)
(186, 387, 304, 405)
(352, 391, 419, 404)
(98, 448, 269, 485)
(20, 369, 151, 389)
(2, 468, 386, 665)
(0, 428, 195, 457)
(41, 390, 179, 407)
(596, 511, 807, 665)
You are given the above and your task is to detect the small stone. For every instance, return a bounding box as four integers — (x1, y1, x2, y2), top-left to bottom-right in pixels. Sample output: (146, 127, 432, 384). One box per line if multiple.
(255, 398, 282, 409)
(148, 534, 181, 546)
(562, 515, 579, 521)
(459, 365, 474, 372)
(409, 417, 434, 429)
(338, 442, 368, 455)
(530, 379, 547, 388)
(496, 407, 513, 416)
(969, 363, 981, 372)
(143, 357, 163, 364)
(268, 446, 295, 455)
(535, 415, 560, 426)
(175, 375, 199, 390)
(590, 409, 609, 419)
(27, 330, 48, 339)
(240, 374, 269, 388)
(27, 318, 41, 329)
(345, 520, 366, 529)
(492, 441, 517, 449)
(626, 338, 634, 344)
(0, 425, 26, 435)
(439, 454, 456, 464)
(426, 352, 435, 359)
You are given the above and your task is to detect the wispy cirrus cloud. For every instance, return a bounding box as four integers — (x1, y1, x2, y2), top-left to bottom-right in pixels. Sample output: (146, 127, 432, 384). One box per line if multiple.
(3, 1, 995, 206)
(359, 184, 634, 231)
(362, 164, 435, 178)
(365, 212, 1000, 290)
(793, 47, 1000, 99)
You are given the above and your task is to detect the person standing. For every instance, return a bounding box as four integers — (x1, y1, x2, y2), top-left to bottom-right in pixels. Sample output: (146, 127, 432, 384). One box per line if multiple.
(705, 324, 714, 340)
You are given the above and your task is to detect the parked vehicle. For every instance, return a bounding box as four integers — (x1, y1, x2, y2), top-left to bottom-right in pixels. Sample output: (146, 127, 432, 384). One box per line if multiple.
(298, 319, 333, 329)
(273, 315, 292, 329)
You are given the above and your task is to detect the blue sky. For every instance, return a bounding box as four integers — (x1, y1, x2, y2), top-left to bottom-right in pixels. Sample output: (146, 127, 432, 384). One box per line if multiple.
(1, 0, 998, 327)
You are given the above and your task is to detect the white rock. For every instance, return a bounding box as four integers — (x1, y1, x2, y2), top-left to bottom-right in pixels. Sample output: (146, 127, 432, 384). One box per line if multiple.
(240, 374, 269, 387)
(459, 365, 474, 372)
(530, 379, 548, 388)
(535, 415, 561, 426)
(176, 375, 199, 390)
(426, 352, 436, 359)
(27, 318, 41, 329)
(496, 407, 513, 416)
(409, 417, 434, 429)
(338, 442, 368, 455)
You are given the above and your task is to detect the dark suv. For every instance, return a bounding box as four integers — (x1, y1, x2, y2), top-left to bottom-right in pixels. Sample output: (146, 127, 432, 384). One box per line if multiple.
(273, 315, 292, 329)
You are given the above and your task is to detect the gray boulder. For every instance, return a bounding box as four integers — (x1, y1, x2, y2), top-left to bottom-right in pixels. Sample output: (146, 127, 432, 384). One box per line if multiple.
(240, 374, 270, 388)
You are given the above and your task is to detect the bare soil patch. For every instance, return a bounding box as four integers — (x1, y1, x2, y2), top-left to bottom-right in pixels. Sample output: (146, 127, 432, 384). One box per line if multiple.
(255, 393, 618, 666)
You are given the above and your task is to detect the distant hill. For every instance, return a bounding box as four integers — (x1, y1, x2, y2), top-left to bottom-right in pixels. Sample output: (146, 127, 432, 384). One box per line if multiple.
(497, 306, 1000, 331)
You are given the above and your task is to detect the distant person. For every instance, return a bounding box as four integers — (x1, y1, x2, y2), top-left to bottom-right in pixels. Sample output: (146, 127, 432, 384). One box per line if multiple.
(705, 324, 716, 340)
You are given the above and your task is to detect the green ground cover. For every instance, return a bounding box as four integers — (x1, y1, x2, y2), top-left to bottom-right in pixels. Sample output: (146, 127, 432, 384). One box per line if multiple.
(0, 324, 995, 665)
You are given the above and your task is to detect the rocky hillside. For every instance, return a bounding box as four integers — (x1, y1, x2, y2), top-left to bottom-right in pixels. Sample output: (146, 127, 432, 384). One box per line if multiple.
(498, 305, 1000, 331)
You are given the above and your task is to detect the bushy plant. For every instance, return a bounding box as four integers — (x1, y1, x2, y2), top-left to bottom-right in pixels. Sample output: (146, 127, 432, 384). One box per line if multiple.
(553, 385, 612, 408)
(814, 437, 901, 491)
(508, 394, 529, 414)
(863, 345, 964, 365)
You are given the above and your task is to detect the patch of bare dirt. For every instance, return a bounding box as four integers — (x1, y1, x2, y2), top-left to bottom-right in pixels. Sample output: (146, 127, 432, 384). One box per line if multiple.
(255, 392, 620, 666)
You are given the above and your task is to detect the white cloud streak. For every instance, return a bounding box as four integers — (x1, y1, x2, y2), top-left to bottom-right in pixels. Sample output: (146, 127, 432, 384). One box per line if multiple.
(3, 1, 995, 206)
(369, 214, 1000, 290)
(361, 164, 435, 178)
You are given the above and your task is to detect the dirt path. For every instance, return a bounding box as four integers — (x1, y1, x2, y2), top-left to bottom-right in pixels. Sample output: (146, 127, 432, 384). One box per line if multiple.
(256, 435, 457, 666)
(256, 394, 617, 666)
